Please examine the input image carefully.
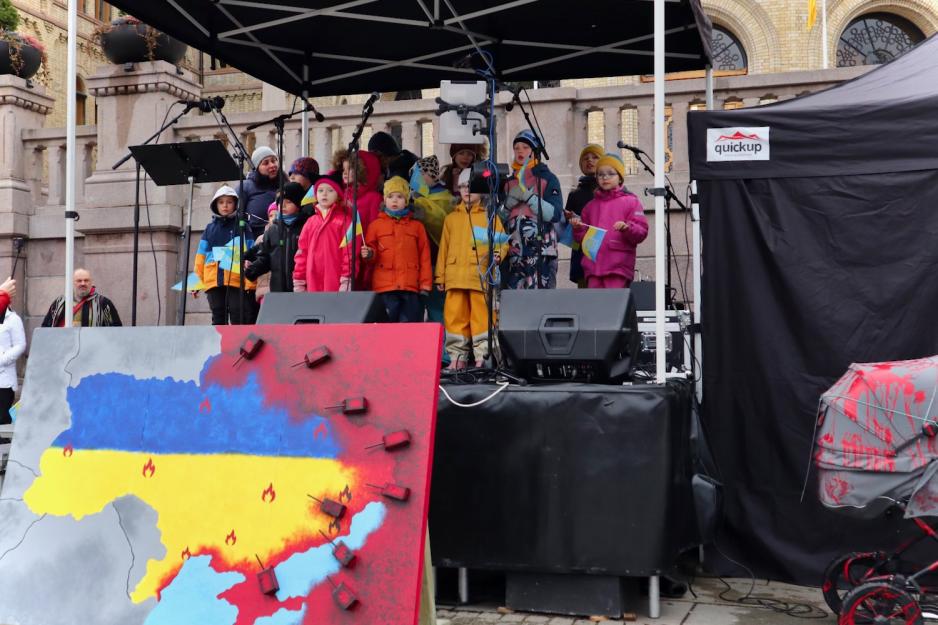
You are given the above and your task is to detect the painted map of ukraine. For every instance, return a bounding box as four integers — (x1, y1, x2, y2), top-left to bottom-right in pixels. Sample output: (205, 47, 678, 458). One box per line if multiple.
(23, 370, 372, 606)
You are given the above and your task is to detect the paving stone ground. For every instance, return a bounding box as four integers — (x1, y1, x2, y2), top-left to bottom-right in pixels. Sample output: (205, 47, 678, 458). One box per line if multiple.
(435, 576, 835, 625)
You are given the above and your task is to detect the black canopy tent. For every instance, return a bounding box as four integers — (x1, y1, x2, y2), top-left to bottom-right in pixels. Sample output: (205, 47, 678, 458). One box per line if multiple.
(103, 0, 712, 97)
(688, 34, 938, 582)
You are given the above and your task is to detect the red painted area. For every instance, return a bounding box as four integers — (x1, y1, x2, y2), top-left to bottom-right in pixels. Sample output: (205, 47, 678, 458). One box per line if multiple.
(193, 324, 443, 625)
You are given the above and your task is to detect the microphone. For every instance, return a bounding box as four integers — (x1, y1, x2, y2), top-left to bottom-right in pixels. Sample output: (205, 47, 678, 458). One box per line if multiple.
(177, 97, 225, 113)
(363, 92, 381, 109)
(302, 100, 326, 122)
(503, 83, 523, 112)
(617, 141, 647, 156)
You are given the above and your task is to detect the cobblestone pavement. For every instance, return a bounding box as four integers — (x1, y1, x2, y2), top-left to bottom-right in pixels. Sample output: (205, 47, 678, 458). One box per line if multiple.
(436, 576, 835, 625)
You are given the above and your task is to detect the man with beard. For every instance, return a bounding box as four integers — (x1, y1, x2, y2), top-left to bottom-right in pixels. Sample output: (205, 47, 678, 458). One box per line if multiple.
(41, 268, 122, 327)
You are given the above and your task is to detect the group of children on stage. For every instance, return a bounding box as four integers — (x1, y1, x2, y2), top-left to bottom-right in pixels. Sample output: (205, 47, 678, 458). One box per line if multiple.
(193, 131, 649, 367)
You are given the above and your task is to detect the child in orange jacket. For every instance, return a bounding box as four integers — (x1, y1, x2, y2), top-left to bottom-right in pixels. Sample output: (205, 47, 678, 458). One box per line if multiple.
(361, 176, 432, 322)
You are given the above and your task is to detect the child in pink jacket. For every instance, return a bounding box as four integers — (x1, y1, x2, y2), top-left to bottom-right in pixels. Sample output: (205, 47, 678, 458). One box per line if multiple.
(293, 177, 359, 292)
(572, 153, 649, 288)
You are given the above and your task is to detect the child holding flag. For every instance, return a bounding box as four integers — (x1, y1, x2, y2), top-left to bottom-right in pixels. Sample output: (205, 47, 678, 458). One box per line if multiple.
(436, 169, 508, 369)
(571, 153, 648, 288)
(361, 176, 432, 322)
(292, 177, 360, 292)
(193, 185, 257, 324)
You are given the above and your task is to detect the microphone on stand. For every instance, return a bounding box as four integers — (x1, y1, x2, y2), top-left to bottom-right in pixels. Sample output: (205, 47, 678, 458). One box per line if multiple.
(177, 96, 225, 113)
(617, 140, 648, 156)
(302, 100, 326, 122)
(503, 83, 523, 112)
(363, 92, 381, 109)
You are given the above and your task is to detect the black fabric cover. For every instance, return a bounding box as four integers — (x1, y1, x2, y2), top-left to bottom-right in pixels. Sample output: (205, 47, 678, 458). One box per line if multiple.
(106, 0, 711, 97)
(429, 381, 696, 576)
(686, 33, 938, 583)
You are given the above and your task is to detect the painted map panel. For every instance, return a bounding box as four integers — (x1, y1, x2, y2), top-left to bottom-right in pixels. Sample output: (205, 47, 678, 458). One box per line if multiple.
(0, 324, 442, 625)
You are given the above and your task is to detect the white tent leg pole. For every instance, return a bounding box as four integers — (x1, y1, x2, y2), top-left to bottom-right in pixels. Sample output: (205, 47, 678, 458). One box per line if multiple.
(705, 65, 714, 110)
(821, 0, 829, 69)
(691, 180, 702, 402)
(654, 0, 666, 383)
(64, 0, 78, 325)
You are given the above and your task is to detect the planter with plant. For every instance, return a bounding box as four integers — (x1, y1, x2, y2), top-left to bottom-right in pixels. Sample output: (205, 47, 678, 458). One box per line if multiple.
(0, 0, 45, 80)
(94, 14, 187, 66)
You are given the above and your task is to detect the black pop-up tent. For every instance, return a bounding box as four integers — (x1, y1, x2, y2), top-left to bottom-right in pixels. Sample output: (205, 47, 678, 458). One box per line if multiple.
(687, 34, 938, 582)
(105, 0, 712, 97)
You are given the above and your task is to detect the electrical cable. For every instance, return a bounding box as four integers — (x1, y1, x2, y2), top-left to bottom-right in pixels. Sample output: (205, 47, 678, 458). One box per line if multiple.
(438, 381, 509, 408)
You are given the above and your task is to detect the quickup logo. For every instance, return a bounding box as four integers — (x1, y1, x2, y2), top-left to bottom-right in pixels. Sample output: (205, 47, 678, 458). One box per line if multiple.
(706, 127, 770, 162)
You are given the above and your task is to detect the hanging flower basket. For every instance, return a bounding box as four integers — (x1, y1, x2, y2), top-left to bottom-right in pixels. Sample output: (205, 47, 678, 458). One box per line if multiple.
(0, 31, 43, 79)
(95, 16, 187, 66)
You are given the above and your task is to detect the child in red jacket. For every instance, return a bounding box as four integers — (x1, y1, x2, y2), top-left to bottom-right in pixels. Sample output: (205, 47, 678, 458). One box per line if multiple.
(293, 178, 359, 292)
(361, 176, 432, 322)
(571, 153, 648, 288)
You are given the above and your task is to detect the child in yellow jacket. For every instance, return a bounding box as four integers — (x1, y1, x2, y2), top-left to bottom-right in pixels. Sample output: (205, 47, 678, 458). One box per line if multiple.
(435, 169, 508, 369)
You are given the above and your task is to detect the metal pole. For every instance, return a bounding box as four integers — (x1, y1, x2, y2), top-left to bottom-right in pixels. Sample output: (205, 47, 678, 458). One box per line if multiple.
(131, 163, 141, 325)
(176, 176, 195, 326)
(691, 180, 702, 402)
(821, 0, 829, 69)
(64, 0, 78, 325)
(705, 65, 714, 110)
(301, 64, 310, 157)
(649, 574, 660, 618)
(654, 0, 666, 383)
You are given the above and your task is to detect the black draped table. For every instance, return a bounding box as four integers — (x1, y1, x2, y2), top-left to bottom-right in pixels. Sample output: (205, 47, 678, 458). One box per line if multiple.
(429, 380, 697, 616)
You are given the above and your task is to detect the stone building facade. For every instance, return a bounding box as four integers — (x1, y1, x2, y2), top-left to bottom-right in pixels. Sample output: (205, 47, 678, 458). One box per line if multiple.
(1, 0, 936, 332)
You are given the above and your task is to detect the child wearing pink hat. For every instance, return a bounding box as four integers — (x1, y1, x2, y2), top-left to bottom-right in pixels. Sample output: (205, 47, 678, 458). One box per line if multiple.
(292, 177, 360, 292)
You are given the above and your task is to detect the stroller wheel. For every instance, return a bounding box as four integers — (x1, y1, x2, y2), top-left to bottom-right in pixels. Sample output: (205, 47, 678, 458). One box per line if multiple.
(839, 580, 922, 625)
(824, 551, 890, 614)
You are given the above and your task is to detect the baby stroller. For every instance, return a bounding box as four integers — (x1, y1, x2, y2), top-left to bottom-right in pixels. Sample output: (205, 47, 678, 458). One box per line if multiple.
(815, 355, 938, 624)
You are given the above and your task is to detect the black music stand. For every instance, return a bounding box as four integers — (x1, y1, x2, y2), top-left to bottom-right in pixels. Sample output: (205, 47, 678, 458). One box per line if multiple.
(129, 141, 239, 326)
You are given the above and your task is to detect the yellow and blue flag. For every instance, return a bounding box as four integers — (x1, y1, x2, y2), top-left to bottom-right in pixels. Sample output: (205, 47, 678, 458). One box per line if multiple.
(171, 272, 207, 292)
(301, 184, 316, 206)
(472, 225, 509, 246)
(339, 213, 364, 249)
(580, 225, 607, 262)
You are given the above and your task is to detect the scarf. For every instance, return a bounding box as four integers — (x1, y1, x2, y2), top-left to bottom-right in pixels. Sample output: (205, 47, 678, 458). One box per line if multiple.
(282, 214, 298, 225)
(511, 157, 540, 173)
(51, 288, 115, 327)
(383, 206, 411, 219)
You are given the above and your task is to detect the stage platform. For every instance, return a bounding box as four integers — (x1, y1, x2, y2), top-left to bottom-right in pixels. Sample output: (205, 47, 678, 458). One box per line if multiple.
(430, 380, 697, 618)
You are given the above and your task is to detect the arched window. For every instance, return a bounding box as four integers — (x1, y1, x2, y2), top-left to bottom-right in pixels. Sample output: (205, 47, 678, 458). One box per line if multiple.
(76, 76, 87, 125)
(837, 13, 924, 67)
(711, 26, 747, 72)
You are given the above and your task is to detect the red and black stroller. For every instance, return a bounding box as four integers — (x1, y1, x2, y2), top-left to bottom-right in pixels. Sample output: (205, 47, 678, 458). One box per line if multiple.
(816, 355, 938, 624)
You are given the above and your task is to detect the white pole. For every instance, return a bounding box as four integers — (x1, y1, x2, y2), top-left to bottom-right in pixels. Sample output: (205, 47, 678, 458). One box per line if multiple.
(691, 180, 702, 402)
(64, 0, 78, 326)
(821, 0, 829, 69)
(653, 0, 666, 385)
(301, 64, 310, 157)
(705, 65, 714, 110)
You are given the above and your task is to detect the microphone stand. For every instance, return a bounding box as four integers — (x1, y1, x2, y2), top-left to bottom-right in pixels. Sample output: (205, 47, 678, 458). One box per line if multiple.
(113, 101, 196, 326)
(629, 148, 688, 303)
(247, 104, 322, 297)
(213, 106, 253, 323)
(507, 89, 550, 289)
(346, 98, 377, 290)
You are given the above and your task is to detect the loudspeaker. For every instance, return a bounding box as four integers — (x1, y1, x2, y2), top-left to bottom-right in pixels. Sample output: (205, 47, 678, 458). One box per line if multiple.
(257, 292, 388, 324)
(497, 289, 639, 382)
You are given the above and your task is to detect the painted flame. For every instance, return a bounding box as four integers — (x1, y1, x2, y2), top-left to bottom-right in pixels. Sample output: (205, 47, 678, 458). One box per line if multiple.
(142, 457, 156, 478)
(262, 482, 276, 503)
(63, 444, 74, 457)
(339, 484, 352, 503)
(181, 547, 191, 560)
(225, 530, 237, 546)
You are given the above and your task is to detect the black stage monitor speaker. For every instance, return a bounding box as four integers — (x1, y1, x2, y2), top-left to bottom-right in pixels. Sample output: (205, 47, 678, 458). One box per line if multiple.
(498, 289, 639, 383)
(257, 292, 388, 324)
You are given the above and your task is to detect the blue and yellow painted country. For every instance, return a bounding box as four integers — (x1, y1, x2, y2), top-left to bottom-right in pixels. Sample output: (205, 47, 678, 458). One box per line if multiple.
(23, 371, 365, 603)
